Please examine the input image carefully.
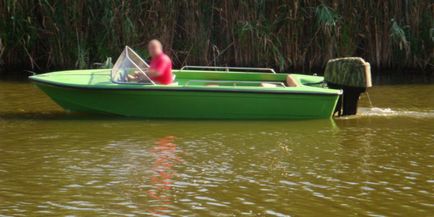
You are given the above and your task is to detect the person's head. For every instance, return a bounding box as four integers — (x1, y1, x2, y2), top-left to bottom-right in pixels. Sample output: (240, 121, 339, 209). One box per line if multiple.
(148, 39, 163, 57)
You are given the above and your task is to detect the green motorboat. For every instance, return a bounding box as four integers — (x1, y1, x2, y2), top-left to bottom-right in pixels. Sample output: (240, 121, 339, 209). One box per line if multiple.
(29, 47, 372, 119)
(29, 68, 341, 119)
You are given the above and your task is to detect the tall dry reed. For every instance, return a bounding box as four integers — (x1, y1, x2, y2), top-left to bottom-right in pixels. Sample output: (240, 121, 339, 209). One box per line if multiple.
(0, 0, 432, 74)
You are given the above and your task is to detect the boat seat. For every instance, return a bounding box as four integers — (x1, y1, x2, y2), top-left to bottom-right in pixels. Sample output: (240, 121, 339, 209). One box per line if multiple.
(260, 82, 278, 87)
(286, 75, 299, 87)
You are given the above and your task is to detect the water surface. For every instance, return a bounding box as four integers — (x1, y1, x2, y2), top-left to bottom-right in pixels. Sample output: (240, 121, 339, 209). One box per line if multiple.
(0, 81, 433, 216)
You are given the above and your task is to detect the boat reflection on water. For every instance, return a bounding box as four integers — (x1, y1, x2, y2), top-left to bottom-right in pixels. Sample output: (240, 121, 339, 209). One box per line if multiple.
(146, 136, 182, 215)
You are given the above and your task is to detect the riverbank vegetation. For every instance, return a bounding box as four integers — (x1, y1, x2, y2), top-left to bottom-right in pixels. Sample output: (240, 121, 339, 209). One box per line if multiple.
(0, 0, 432, 74)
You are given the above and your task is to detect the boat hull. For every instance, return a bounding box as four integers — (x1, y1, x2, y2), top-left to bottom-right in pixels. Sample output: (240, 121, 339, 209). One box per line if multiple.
(34, 82, 339, 120)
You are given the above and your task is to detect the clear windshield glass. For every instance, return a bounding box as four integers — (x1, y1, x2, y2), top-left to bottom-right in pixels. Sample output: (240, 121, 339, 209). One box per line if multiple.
(111, 46, 154, 84)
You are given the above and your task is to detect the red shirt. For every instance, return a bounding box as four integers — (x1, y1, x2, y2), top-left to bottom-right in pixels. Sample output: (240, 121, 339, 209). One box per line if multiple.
(150, 53, 173, 84)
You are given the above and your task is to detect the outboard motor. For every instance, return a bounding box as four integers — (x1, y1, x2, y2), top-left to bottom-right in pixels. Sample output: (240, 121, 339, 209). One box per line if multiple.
(324, 57, 372, 116)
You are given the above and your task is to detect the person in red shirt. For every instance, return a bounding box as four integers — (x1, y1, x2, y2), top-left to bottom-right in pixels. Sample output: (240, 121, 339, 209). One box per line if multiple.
(128, 39, 173, 84)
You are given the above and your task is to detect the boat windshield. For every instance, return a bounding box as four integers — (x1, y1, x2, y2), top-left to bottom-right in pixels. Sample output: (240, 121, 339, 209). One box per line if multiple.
(111, 46, 154, 84)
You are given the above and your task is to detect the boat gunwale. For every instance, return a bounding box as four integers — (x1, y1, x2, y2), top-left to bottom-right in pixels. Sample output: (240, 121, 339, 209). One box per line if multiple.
(30, 77, 342, 96)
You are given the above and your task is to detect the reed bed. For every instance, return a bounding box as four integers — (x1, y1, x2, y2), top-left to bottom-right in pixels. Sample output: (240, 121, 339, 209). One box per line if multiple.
(0, 0, 432, 74)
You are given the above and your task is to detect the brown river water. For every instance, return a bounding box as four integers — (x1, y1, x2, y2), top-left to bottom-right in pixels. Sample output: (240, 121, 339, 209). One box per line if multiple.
(0, 79, 433, 216)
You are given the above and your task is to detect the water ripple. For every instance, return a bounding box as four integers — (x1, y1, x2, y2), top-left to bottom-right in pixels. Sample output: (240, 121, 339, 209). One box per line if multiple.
(358, 107, 434, 118)
(1, 82, 433, 216)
